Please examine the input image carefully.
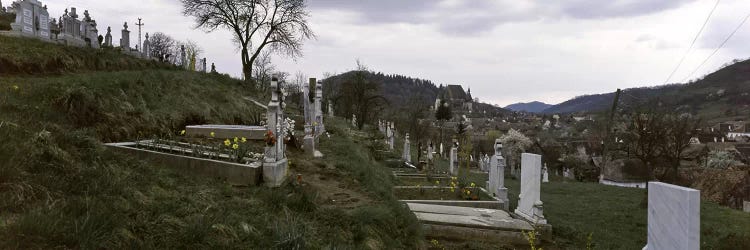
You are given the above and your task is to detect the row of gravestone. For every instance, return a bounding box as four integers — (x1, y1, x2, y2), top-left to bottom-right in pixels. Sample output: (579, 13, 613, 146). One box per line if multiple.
(2, 0, 215, 71)
(377, 120, 396, 151)
(483, 139, 701, 249)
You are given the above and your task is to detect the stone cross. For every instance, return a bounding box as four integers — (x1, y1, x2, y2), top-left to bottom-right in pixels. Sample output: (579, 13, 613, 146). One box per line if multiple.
(488, 140, 509, 210)
(135, 18, 144, 52)
(643, 182, 700, 250)
(314, 81, 324, 137)
(262, 76, 289, 187)
(403, 133, 411, 162)
(515, 153, 547, 224)
(303, 78, 316, 157)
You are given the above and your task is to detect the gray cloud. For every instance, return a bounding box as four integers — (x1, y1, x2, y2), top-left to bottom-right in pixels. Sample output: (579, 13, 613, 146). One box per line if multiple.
(309, 0, 698, 35)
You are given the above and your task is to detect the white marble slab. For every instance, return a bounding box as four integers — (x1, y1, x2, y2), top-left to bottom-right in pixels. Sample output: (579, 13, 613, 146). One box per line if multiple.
(644, 182, 700, 250)
(514, 153, 546, 224)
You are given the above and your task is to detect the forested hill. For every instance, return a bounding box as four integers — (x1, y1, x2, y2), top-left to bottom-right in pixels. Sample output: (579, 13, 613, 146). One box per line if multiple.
(323, 71, 510, 118)
(542, 58, 750, 122)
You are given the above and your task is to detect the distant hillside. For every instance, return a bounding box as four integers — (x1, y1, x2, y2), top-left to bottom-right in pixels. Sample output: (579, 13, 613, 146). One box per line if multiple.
(323, 71, 509, 117)
(542, 59, 750, 121)
(505, 101, 552, 113)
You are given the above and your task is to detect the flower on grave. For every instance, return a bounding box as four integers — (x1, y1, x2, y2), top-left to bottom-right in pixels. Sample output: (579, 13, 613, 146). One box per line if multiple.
(466, 190, 471, 195)
(232, 143, 239, 150)
(435, 180, 440, 185)
(241, 137, 247, 143)
(470, 182, 476, 187)
(12, 85, 19, 91)
(450, 187, 455, 193)
(180, 130, 186, 135)
(210, 132, 215, 137)
(264, 130, 276, 146)
(233, 137, 239, 143)
(224, 139, 231, 146)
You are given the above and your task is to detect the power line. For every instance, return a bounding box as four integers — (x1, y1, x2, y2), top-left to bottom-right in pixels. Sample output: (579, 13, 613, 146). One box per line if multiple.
(681, 11, 750, 82)
(663, 0, 721, 85)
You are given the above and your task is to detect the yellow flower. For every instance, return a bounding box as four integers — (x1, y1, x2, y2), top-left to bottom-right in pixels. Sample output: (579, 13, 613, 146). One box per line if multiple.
(12, 85, 19, 91)
(241, 137, 247, 143)
(180, 130, 186, 135)
(435, 180, 440, 185)
(467, 190, 471, 195)
(210, 132, 215, 137)
(232, 143, 239, 150)
(450, 187, 455, 192)
(224, 139, 231, 146)
(233, 137, 239, 143)
(470, 182, 476, 187)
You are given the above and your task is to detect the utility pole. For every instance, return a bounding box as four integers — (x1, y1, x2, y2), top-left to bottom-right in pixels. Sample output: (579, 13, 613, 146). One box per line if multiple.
(135, 18, 144, 52)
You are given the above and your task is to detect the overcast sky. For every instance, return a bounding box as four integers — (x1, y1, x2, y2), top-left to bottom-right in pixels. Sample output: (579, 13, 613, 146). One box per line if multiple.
(35, 0, 750, 106)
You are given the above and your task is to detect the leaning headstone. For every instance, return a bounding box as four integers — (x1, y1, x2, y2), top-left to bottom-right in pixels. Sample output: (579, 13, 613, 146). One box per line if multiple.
(449, 140, 458, 176)
(263, 76, 288, 187)
(403, 133, 411, 162)
(488, 139, 509, 210)
(542, 164, 549, 183)
(515, 153, 547, 224)
(643, 182, 700, 250)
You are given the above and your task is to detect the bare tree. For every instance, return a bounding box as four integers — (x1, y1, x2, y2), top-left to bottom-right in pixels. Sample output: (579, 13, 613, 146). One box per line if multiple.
(149, 32, 175, 62)
(340, 60, 386, 129)
(180, 0, 314, 82)
(253, 50, 275, 90)
(660, 113, 700, 181)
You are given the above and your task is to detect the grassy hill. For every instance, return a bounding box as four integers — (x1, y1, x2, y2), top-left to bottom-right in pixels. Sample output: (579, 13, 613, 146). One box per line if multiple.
(543, 59, 750, 122)
(0, 36, 421, 248)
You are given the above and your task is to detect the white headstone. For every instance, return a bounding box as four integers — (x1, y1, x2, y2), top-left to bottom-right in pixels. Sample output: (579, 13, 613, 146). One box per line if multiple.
(403, 133, 411, 162)
(643, 182, 700, 250)
(515, 153, 546, 224)
(542, 164, 549, 183)
(262, 76, 289, 187)
(449, 140, 458, 176)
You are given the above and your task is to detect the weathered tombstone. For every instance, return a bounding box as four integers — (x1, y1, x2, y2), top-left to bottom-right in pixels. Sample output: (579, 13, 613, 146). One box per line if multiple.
(120, 22, 130, 49)
(744, 201, 750, 213)
(388, 123, 395, 150)
(449, 139, 458, 176)
(515, 153, 547, 224)
(314, 82, 324, 137)
(80, 10, 98, 48)
(488, 139, 509, 210)
(351, 114, 357, 127)
(403, 133, 411, 162)
(303, 78, 316, 157)
(642, 182, 700, 250)
(104, 26, 112, 46)
(9, 0, 50, 40)
(141, 32, 151, 58)
(263, 76, 288, 187)
(542, 163, 549, 183)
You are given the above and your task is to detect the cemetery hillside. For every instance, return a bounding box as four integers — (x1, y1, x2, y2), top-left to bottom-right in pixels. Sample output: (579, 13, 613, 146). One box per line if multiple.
(2, 0, 750, 249)
(0, 36, 421, 248)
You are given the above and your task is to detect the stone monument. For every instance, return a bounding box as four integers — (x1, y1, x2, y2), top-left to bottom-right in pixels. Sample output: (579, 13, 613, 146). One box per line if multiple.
(488, 139, 508, 210)
(643, 182, 700, 250)
(515, 153, 547, 224)
(542, 163, 549, 183)
(263, 76, 288, 187)
(449, 139, 458, 176)
(119, 22, 130, 49)
(104, 26, 112, 47)
(8, 0, 50, 40)
(403, 133, 411, 162)
(141, 32, 151, 58)
(303, 78, 316, 157)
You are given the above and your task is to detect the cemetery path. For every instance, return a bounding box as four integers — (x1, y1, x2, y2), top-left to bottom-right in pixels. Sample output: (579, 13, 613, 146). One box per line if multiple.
(306, 172, 372, 210)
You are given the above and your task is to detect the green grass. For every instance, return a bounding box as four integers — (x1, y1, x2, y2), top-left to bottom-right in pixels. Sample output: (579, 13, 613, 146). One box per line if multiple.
(0, 35, 175, 75)
(430, 155, 750, 249)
